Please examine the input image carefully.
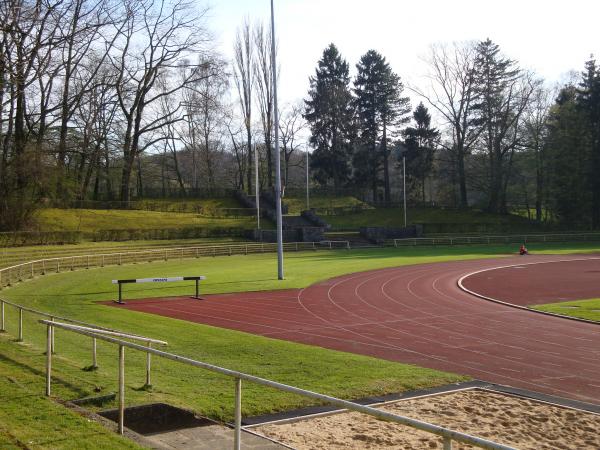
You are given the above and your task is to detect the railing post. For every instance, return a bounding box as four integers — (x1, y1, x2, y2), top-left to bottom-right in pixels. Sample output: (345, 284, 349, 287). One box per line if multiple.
(50, 316, 55, 353)
(145, 342, 152, 387)
(0, 300, 4, 332)
(118, 344, 125, 435)
(18, 307, 23, 342)
(92, 337, 98, 369)
(234, 377, 242, 450)
(46, 324, 52, 396)
(443, 436, 452, 450)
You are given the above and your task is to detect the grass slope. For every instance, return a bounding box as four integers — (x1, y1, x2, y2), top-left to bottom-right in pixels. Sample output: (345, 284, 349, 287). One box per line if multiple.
(323, 206, 535, 230)
(0, 339, 141, 449)
(34, 208, 257, 233)
(532, 298, 600, 322)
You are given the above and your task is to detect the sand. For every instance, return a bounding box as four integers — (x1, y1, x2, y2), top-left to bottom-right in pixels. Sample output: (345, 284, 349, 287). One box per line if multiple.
(253, 389, 600, 449)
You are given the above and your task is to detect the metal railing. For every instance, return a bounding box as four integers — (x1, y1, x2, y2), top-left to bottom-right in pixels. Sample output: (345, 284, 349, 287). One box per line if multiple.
(319, 240, 351, 250)
(0, 241, 327, 290)
(0, 298, 166, 385)
(41, 320, 515, 450)
(393, 232, 600, 247)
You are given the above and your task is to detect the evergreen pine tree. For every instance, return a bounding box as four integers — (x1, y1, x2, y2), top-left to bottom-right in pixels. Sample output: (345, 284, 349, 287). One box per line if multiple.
(402, 103, 440, 202)
(353, 50, 410, 202)
(304, 44, 355, 190)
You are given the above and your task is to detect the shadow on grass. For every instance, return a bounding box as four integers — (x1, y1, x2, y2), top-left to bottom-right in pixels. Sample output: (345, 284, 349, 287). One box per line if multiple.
(0, 352, 90, 398)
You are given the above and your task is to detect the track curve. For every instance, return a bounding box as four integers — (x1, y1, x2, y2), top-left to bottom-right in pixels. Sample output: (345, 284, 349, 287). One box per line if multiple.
(117, 254, 600, 406)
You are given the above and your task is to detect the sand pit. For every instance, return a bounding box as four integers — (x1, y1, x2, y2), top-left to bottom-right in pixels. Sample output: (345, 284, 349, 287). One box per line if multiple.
(253, 389, 600, 449)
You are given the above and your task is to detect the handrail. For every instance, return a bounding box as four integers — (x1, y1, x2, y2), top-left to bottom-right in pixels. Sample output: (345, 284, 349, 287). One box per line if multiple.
(40, 320, 515, 450)
(0, 298, 166, 345)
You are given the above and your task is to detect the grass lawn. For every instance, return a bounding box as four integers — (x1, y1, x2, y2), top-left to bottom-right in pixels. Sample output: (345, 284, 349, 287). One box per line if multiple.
(284, 196, 370, 215)
(0, 339, 141, 449)
(532, 298, 600, 322)
(33, 209, 257, 233)
(0, 242, 598, 426)
(324, 206, 535, 230)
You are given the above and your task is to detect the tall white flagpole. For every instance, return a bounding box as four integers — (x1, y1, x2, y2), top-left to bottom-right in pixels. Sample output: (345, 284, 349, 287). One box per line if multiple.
(270, 0, 284, 280)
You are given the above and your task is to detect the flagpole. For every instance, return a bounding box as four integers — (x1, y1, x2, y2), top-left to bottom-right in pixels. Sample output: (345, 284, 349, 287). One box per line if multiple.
(270, 0, 284, 280)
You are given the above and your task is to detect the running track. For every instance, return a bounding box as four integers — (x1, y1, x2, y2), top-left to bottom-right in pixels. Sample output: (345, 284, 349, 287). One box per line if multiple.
(114, 255, 600, 406)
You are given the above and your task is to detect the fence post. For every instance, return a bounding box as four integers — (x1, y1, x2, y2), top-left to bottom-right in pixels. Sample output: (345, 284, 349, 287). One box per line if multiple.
(50, 316, 55, 353)
(118, 345, 125, 435)
(18, 308, 23, 342)
(87, 256, 90, 269)
(443, 436, 452, 450)
(71, 256, 75, 271)
(234, 377, 242, 450)
(119, 254, 122, 266)
(0, 301, 4, 331)
(46, 324, 52, 396)
(57, 260, 60, 273)
(31, 263, 34, 278)
(92, 338, 98, 369)
(101, 255, 105, 267)
(145, 342, 152, 387)
(42, 259, 45, 275)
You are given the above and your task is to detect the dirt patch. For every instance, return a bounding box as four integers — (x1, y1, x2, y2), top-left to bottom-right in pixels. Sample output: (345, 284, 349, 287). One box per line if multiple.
(253, 389, 600, 449)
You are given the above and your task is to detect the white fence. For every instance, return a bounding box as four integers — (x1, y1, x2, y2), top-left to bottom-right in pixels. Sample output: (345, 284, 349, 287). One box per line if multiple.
(0, 241, 324, 290)
(393, 233, 600, 247)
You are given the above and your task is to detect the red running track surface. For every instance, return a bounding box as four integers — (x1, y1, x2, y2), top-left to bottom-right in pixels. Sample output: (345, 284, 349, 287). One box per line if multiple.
(112, 254, 600, 406)
(460, 256, 600, 306)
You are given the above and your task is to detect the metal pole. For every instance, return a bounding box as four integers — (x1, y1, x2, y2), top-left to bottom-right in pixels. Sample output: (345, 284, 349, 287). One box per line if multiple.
(195, 279, 199, 299)
(255, 143, 260, 230)
(50, 316, 55, 353)
(306, 151, 309, 210)
(234, 377, 242, 450)
(46, 324, 52, 396)
(118, 345, 125, 434)
(0, 301, 4, 332)
(403, 155, 407, 227)
(146, 342, 152, 387)
(271, 0, 284, 280)
(18, 308, 23, 342)
(443, 436, 453, 450)
(92, 338, 98, 369)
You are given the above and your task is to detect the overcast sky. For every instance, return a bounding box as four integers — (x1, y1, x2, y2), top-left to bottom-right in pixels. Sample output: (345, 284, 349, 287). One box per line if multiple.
(207, 0, 600, 106)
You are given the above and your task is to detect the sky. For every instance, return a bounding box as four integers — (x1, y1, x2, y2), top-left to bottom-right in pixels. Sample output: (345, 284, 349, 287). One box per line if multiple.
(205, 0, 600, 106)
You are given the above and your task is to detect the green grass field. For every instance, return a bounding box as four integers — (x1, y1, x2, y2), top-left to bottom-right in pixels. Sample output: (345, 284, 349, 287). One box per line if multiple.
(532, 298, 600, 322)
(0, 339, 141, 449)
(1, 241, 599, 446)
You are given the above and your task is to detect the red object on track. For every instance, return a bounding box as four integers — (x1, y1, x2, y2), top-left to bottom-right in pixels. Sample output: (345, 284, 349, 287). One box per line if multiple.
(111, 255, 600, 406)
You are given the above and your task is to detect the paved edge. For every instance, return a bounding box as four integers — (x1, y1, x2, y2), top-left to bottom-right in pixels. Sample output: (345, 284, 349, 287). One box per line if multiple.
(242, 380, 600, 427)
(457, 257, 600, 326)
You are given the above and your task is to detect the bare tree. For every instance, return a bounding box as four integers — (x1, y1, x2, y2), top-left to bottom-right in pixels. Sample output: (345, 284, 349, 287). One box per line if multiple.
(233, 19, 253, 194)
(110, 0, 213, 202)
(412, 42, 481, 208)
(521, 85, 552, 220)
(279, 102, 306, 187)
(253, 21, 277, 187)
